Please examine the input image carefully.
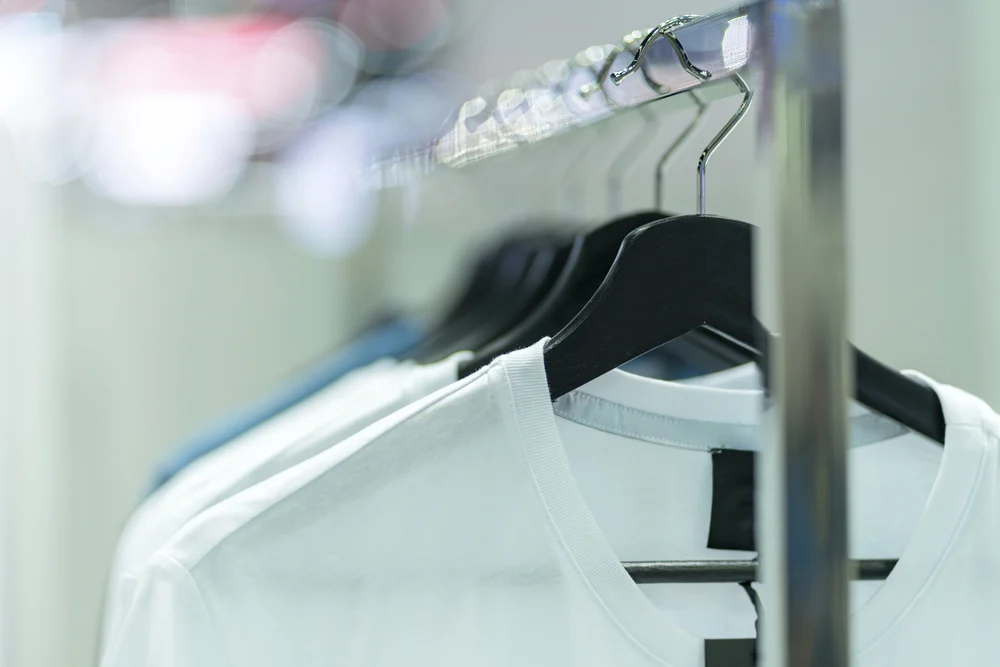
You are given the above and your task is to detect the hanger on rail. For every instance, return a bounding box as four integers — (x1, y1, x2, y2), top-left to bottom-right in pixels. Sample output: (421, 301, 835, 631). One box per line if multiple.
(412, 57, 611, 363)
(410, 231, 568, 364)
(542, 19, 946, 445)
(596, 22, 752, 378)
(459, 21, 718, 377)
(415, 43, 667, 365)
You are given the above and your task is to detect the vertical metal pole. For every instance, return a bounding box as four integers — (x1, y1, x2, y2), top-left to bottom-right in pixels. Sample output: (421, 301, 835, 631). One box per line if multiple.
(758, 1, 851, 666)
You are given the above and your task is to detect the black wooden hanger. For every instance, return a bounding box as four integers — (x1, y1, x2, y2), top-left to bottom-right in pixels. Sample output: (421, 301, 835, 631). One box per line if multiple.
(457, 211, 667, 376)
(544, 48, 944, 442)
(411, 230, 570, 364)
(542, 215, 946, 443)
(455, 211, 753, 379)
(458, 68, 744, 378)
(409, 236, 530, 362)
(441, 234, 569, 361)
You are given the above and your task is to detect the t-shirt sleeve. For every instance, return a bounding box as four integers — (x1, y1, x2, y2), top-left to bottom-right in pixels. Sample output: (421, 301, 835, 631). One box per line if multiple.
(101, 572, 138, 659)
(101, 554, 232, 667)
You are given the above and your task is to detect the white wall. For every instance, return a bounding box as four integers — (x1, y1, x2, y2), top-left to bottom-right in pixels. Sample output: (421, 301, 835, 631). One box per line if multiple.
(0, 128, 68, 667)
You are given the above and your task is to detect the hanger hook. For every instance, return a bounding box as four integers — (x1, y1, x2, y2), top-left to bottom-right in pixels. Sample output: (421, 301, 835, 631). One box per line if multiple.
(654, 90, 708, 211)
(580, 40, 627, 100)
(611, 16, 753, 215)
(606, 105, 660, 216)
(584, 31, 656, 216)
(610, 15, 710, 88)
(605, 16, 713, 212)
(585, 29, 707, 216)
(559, 50, 618, 219)
(696, 72, 753, 215)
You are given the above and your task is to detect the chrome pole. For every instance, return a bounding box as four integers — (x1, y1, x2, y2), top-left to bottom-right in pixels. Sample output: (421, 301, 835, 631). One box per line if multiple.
(758, 1, 851, 666)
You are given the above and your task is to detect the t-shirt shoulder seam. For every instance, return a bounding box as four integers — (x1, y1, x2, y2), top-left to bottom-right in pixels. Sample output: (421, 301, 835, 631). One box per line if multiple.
(184, 359, 498, 567)
(158, 553, 238, 667)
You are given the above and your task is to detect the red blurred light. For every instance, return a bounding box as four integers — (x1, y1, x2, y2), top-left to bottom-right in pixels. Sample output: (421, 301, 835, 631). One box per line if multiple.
(99, 17, 324, 119)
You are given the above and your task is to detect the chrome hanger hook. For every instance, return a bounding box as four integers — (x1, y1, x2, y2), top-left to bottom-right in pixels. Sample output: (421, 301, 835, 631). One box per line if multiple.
(579, 29, 645, 100)
(587, 24, 712, 213)
(606, 36, 652, 215)
(607, 105, 658, 216)
(581, 27, 672, 102)
(560, 49, 618, 219)
(584, 31, 653, 215)
(610, 15, 710, 88)
(580, 43, 625, 100)
(654, 90, 708, 211)
(696, 72, 753, 215)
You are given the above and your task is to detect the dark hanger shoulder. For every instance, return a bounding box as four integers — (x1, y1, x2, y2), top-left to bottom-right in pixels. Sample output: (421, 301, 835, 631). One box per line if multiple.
(458, 211, 671, 377)
(542, 214, 946, 444)
(412, 232, 566, 363)
(442, 242, 568, 360)
(544, 215, 755, 398)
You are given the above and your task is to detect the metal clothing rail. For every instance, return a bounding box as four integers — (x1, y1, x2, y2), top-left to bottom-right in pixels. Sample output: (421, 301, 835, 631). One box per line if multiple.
(379, 3, 762, 181)
(381, 3, 852, 665)
(759, 2, 850, 667)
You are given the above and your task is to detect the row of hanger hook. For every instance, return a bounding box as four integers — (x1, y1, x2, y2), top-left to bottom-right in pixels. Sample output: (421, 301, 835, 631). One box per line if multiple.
(426, 15, 752, 217)
(601, 15, 754, 215)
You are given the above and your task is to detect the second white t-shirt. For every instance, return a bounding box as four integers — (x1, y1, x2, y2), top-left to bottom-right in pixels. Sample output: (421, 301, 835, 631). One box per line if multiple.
(101, 351, 470, 651)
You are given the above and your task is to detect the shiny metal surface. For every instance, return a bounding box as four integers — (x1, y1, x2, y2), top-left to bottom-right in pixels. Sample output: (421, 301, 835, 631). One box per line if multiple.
(580, 30, 645, 100)
(613, 40, 750, 215)
(589, 32, 653, 216)
(624, 560, 897, 585)
(378, 3, 763, 176)
(607, 105, 658, 216)
(654, 91, 706, 211)
(590, 26, 709, 213)
(758, 1, 850, 667)
(605, 18, 712, 212)
(610, 15, 710, 87)
(695, 72, 752, 214)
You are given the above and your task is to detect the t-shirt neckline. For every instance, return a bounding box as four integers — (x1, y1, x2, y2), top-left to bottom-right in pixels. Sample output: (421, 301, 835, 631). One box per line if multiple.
(498, 341, 986, 666)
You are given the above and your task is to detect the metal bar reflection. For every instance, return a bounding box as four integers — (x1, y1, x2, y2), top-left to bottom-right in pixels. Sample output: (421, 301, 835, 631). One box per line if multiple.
(624, 560, 896, 585)
(383, 3, 766, 175)
(758, 1, 851, 667)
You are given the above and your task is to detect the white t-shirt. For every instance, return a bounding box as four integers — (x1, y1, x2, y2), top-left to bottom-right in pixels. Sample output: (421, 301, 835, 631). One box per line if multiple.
(103, 341, 997, 667)
(101, 352, 470, 652)
(103, 355, 758, 652)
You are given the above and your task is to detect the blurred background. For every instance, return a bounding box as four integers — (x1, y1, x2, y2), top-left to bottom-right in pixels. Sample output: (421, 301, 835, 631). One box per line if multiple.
(0, 0, 997, 666)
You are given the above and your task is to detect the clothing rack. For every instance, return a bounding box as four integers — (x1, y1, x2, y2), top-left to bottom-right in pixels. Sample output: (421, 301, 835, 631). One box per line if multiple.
(759, 2, 849, 667)
(382, 3, 851, 666)
(381, 3, 761, 180)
